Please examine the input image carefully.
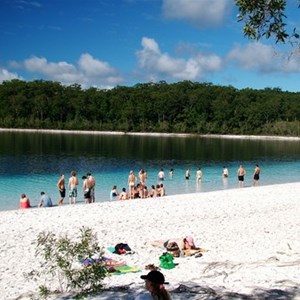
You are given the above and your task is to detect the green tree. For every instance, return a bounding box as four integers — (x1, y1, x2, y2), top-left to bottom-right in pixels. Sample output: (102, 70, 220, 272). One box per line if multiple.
(236, 0, 300, 44)
(27, 227, 107, 299)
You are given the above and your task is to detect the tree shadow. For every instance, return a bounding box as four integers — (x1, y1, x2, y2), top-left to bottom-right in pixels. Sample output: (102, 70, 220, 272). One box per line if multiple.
(24, 283, 300, 299)
(170, 284, 300, 299)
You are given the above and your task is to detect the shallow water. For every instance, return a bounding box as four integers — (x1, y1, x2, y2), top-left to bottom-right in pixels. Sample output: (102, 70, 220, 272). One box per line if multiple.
(0, 131, 300, 211)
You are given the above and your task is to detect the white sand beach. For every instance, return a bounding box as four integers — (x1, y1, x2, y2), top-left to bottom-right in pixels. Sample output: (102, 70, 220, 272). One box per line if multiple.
(1, 182, 300, 299)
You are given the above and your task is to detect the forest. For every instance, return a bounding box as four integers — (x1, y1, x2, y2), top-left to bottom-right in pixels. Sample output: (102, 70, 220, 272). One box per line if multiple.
(0, 79, 300, 136)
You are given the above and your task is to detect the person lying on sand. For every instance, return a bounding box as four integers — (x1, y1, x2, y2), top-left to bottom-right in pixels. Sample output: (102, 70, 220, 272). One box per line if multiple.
(148, 236, 205, 256)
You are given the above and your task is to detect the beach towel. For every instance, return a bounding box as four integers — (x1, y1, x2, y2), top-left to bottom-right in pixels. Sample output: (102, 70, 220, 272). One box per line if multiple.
(80, 256, 140, 275)
(107, 265, 140, 275)
(107, 246, 116, 253)
(80, 256, 126, 268)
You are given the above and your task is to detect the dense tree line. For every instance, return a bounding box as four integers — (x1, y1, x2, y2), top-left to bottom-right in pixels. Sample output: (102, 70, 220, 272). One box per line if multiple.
(0, 79, 300, 136)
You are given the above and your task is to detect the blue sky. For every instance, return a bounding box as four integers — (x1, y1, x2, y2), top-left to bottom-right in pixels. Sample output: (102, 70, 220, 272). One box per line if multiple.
(1, 0, 300, 91)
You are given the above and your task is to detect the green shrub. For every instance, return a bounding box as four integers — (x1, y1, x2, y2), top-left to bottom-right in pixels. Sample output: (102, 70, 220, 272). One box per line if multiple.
(28, 226, 107, 299)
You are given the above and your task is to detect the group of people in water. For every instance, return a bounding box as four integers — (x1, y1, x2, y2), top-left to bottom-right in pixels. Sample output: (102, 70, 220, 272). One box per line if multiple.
(236, 164, 261, 187)
(110, 169, 166, 201)
(19, 164, 260, 209)
(110, 163, 260, 202)
(19, 171, 96, 209)
(55, 171, 96, 205)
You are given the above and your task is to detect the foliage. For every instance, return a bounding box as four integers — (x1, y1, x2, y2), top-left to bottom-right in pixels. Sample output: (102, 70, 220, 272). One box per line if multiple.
(0, 79, 300, 136)
(27, 226, 106, 299)
(236, 0, 300, 44)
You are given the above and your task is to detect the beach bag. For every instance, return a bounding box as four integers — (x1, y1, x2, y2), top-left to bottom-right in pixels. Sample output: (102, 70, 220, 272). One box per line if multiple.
(166, 241, 180, 257)
(159, 252, 175, 269)
(114, 243, 132, 255)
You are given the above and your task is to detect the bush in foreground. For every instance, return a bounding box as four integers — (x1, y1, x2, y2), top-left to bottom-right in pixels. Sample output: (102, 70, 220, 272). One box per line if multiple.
(27, 226, 106, 299)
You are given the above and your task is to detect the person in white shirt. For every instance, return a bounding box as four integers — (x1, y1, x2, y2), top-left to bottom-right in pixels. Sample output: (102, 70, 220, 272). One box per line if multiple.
(223, 166, 229, 178)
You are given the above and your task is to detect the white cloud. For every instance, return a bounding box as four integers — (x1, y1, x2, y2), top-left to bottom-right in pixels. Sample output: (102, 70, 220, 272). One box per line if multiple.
(24, 56, 76, 74)
(20, 54, 124, 88)
(0, 68, 21, 82)
(162, 0, 233, 28)
(227, 43, 300, 73)
(79, 54, 117, 76)
(137, 37, 223, 81)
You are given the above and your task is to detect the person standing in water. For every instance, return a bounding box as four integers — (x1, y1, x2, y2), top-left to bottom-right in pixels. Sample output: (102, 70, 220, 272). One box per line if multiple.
(223, 166, 229, 178)
(57, 174, 65, 206)
(128, 170, 137, 199)
(185, 168, 190, 180)
(253, 164, 260, 186)
(158, 168, 165, 181)
(82, 175, 91, 204)
(196, 168, 202, 183)
(87, 172, 96, 203)
(237, 165, 246, 187)
(68, 170, 79, 204)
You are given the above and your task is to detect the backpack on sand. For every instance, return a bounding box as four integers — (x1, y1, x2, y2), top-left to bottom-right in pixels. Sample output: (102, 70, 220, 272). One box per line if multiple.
(159, 252, 175, 269)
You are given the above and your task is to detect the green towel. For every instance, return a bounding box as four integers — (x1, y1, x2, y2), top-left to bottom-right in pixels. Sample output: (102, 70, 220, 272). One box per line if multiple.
(109, 265, 140, 275)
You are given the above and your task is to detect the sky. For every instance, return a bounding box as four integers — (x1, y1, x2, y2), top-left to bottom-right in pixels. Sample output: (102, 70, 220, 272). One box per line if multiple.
(1, 0, 300, 92)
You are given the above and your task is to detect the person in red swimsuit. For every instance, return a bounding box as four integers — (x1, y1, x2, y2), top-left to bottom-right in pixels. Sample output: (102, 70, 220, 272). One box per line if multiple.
(19, 194, 31, 209)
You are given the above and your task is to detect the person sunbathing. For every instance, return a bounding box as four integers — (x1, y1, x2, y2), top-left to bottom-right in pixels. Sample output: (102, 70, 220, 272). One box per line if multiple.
(148, 236, 205, 257)
(181, 236, 204, 256)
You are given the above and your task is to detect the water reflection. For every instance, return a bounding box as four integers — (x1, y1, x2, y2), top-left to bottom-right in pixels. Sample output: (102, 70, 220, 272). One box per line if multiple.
(222, 177, 229, 189)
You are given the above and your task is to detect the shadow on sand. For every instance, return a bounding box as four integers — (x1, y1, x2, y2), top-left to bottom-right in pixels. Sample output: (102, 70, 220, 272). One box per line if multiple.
(41, 283, 300, 300)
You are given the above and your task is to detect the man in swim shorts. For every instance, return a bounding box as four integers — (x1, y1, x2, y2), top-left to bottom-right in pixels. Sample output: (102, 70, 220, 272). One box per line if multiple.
(87, 172, 95, 202)
(68, 170, 79, 204)
(185, 168, 191, 180)
(82, 175, 91, 203)
(237, 165, 246, 187)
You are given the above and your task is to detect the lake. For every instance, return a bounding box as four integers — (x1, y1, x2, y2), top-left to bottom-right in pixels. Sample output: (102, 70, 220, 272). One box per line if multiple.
(1, 130, 300, 211)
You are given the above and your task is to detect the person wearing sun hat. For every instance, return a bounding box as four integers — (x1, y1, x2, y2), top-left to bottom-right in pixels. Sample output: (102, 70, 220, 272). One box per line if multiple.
(135, 270, 171, 300)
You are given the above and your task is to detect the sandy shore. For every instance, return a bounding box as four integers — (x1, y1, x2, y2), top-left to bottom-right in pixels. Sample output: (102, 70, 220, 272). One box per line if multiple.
(1, 127, 300, 141)
(1, 183, 300, 299)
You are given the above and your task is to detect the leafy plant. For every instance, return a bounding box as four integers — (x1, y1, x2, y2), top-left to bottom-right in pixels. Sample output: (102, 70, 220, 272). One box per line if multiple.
(236, 0, 300, 44)
(28, 226, 107, 299)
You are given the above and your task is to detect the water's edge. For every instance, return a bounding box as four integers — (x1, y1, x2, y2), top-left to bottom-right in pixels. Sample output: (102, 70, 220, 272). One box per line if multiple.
(1, 128, 300, 141)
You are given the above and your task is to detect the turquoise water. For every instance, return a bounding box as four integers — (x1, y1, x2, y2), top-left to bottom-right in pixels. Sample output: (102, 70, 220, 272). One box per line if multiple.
(0, 131, 300, 211)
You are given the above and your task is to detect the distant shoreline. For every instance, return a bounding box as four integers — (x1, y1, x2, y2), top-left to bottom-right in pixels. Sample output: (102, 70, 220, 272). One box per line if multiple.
(1, 128, 300, 141)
